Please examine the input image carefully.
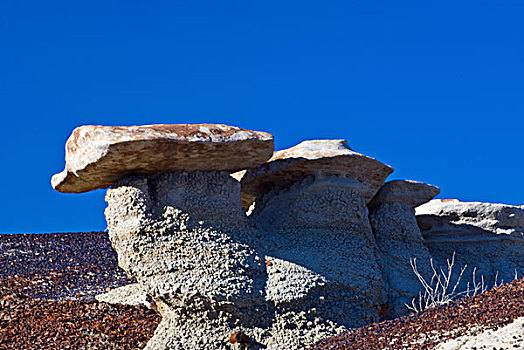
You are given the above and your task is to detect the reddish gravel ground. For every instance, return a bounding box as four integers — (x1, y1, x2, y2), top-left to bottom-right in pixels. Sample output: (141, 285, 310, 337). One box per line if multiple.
(307, 277, 524, 350)
(0, 294, 160, 350)
(0, 232, 159, 350)
(0, 232, 134, 301)
(0, 232, 521, 349)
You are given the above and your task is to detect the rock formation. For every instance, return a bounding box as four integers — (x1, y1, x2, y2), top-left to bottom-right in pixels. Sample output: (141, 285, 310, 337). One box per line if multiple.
(54, 125, 394, 349)
(368, 180, 440, 317)
(241, 139, 393, 329)
(236, 139, 394, 210)
(105, 171, 272, 349)
(416, 199, 524, 289)
(51, 123, 523, 349)
(51, 124, 274, 193)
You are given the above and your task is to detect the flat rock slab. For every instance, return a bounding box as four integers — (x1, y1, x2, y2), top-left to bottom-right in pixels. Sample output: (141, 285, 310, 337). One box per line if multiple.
(95, 283, 152, 309)
(238, 139, 393, 206)
(369, 180, 440, 209)
(51, 124, 274, 193)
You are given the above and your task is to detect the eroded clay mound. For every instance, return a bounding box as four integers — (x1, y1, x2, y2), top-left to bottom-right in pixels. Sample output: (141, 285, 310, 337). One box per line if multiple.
(368, 180, 439, 317)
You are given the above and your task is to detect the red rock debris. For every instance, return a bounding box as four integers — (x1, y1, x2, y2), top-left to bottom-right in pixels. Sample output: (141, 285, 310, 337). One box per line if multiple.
(306, 277, 524, 350)
(0, 232, 159, 350)
(0, 232, 134, 301)
(0, 293, 160, 350)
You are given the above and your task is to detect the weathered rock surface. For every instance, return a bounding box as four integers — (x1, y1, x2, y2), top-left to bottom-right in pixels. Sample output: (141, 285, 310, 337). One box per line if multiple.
(237, 139, 393, 208)
(249, 175, 384, 328)
(105, 171, 346, 349)
(368, 180, 439, 316)
(52, 124, 274, 193)
(368, 180, 440, 209)
(416, 199, 524, 288)
(50, 123, 524, 349)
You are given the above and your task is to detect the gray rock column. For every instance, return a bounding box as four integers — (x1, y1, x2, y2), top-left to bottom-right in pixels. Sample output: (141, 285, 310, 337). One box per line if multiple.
(251, 176, 384, 329)
(237, 139, 394, 333)
(368, 180, 440, 317)
(105, 171, 268, 350)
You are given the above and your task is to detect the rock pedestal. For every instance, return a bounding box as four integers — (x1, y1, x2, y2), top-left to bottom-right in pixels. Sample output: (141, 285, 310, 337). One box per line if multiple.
(105, 171, 270, 349)
(242, 140, 394, 329)
(368, 180, 440, 317)
(251, 177, 383, 328)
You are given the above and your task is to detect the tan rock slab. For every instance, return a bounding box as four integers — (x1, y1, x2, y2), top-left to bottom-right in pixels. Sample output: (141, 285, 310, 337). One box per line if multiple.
(52, 124, 274, 193)
(237, 139, 393, 207)
(368, 180, 440, 209)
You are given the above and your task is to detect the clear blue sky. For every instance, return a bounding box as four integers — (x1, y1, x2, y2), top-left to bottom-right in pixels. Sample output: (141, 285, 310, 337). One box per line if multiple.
(1, 1, 523, 233)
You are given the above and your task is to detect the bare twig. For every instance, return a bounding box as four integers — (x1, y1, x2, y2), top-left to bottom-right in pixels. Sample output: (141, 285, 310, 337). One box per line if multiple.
(405, 252, 503, 313)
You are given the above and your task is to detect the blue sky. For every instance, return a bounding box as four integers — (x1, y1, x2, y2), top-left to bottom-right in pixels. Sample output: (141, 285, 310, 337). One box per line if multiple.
(1, 1, 523, 233)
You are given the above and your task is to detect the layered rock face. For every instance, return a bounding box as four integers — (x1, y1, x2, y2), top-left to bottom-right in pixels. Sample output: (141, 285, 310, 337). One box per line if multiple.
(242, 140, 393, 329)
(416, 199, 524, 288)
(368, 180, 440, 317)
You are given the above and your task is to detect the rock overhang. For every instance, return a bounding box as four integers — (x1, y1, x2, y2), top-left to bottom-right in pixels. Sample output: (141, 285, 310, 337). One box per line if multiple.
(51, 123, 275, 193)
(368, 180, 440, 209)
(236, 139, 394, 208)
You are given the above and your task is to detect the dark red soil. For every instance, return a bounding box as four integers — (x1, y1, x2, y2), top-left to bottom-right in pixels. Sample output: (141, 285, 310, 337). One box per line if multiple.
(0, 293, 160, 350)
(0, 232, 159, 350)
(306, 277, 524, 350)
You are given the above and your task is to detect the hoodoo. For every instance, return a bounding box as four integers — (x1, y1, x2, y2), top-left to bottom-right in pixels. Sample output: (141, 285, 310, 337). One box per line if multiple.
(239, 139, 393, 330)
(51, 123, 523, 349)
(53, 123, 276, 349)
(368, 180, 440, 316)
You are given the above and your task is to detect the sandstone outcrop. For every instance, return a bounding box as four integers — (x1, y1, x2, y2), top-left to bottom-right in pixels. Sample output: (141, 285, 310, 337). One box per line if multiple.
(237, 139, 393, 209)
(245, 140, 393, 328)
(369, 180, 440, 316)
(416, 199, 524, 289)
(51, 124, 274, 193)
